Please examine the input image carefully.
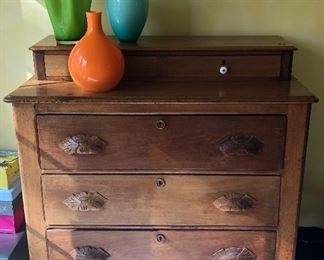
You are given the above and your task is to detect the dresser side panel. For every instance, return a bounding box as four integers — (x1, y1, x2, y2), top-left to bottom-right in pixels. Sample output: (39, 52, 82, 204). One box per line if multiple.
(13, 104, 48, 260)
(276, 104, 311, 260)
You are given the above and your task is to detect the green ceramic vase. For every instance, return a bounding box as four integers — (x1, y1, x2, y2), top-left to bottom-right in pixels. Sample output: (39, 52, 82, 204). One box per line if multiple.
(45, 0, 92, 42)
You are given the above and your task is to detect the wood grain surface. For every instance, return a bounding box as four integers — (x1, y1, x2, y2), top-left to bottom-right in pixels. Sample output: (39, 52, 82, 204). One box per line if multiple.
(30, 36, 296, 81)
(31, 35, 297, 52)
(42, 175, 280, 227)
(13, 104, 48, 259)
(41, 53, 282, 81)
(276, 104, 311, 260)
(37, 115, 286, 172)
(47, 229, 276, 260)
(4, 77, 317, 104)
(5, 35, 318, 260)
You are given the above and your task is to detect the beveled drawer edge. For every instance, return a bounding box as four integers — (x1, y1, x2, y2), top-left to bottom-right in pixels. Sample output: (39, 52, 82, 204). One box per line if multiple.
(41, 169, 282, 175)
(42, 50, 291, 55)
(46, 225, 277, 231)
(34, 104, 290, 115)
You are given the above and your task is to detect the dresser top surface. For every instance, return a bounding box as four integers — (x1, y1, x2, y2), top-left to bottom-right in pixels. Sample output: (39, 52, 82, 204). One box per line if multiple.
(4, 77, 317, 104)
(31, 35, 297, 52)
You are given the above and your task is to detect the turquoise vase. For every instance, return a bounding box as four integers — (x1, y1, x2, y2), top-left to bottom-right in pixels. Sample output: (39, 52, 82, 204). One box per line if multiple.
(106, 0, 149, 42)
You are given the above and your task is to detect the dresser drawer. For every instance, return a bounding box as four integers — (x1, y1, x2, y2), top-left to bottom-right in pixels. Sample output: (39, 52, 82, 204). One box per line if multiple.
(43, 55, 281, 80)
(37, 115, 286, 172)
(47, 229, 276, 260)
(43, 175, 279, 227)
(168, 55, 281, 80)
(38, 54, 282, 80)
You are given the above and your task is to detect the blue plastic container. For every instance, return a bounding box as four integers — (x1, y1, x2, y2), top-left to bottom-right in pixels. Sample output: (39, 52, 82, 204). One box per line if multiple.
(106, 0, 149, 42)
(0, 178, 21, 202)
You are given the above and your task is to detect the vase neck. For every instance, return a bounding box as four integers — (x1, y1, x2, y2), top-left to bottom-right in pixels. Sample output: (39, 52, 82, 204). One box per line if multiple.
(86, 12, 104, 34)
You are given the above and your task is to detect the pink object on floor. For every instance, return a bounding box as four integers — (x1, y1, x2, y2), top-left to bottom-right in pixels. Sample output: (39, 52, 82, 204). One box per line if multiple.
(0, 206, 24, 233)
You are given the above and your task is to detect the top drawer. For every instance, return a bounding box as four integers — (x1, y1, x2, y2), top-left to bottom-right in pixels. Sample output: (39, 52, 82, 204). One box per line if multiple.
(39, 54, 284, 81)
(37, 115, 286, 172)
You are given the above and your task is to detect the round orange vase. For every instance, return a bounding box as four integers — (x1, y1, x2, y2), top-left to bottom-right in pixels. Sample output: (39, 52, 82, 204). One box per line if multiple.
(68, 12, 125, 92)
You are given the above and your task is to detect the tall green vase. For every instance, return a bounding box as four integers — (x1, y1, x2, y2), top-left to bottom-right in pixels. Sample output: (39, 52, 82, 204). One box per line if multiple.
(45, 0, 92, 43)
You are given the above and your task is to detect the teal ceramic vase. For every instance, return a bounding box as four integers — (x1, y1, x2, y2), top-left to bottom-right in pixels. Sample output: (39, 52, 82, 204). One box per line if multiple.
(45, 0, 92, 43)
(106, 0, 149, 42)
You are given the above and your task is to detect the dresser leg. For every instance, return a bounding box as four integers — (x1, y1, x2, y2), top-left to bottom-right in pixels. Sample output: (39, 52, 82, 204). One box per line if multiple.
(13, 104, 48, 260)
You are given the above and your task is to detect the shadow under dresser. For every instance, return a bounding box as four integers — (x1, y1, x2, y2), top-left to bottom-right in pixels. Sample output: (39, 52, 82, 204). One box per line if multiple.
(4, 36, 318, 260)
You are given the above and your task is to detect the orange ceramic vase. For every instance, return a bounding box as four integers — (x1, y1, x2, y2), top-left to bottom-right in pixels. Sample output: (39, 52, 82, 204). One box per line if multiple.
(68, 12, 125, 92)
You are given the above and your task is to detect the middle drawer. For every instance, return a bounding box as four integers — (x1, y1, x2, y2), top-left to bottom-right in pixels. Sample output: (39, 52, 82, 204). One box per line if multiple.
(42, 175, 280, 227)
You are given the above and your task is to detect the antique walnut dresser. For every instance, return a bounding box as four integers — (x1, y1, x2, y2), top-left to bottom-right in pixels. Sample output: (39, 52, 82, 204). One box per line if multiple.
(4, 36, 318, 260)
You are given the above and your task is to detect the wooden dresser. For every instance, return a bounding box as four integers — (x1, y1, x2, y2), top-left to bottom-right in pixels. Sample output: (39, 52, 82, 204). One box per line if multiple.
(4, 36, 318, 260)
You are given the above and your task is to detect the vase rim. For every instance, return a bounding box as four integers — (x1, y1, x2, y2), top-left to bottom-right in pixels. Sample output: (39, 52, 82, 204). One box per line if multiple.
(87, 11, 101, 14)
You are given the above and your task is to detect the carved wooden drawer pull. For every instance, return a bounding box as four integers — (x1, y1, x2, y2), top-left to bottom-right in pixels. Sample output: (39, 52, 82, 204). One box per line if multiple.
(64, 191, 107, 211)
(213, 193, 257, 212)
(212, 247, 256, 260)
(218, 134, 264, 156)
(70, 246, 110, 260)
(59, 134, 106, 155)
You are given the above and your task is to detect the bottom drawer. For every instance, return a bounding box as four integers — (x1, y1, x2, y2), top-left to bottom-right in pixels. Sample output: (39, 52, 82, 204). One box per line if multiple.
(47, 230, 276, 260)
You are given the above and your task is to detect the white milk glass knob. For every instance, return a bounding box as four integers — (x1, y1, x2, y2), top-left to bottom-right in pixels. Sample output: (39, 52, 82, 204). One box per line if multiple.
(219, 66, 229, 75)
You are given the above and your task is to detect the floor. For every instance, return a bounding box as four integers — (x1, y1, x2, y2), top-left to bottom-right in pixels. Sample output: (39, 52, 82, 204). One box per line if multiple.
(296, 227, 324, 260)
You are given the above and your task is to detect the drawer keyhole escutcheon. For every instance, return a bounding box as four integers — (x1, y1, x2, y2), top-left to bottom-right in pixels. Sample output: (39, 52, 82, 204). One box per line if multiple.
(156, 178, 166, 187)
(212, 247, 256, 260)
(156, 120, 166, 130)
(156, 234, 166, 243)
(70, 246, 110, 260)
(64, 191, 107, 212)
